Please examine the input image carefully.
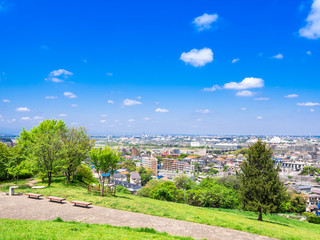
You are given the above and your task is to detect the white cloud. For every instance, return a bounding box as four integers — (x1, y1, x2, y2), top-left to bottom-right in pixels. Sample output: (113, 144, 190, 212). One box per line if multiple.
(144, 117, 151, 121)
(254, 97, 270, 101)
(2, 99, 10, 103)
(64, 92, 77, 99)
(137, 96, 142, 99)
(128, 119, 135, 122)
(195, 109, 210, 114)
(285, 94, 299, 98)
(59, 114, 67, 117)
(107, 72, 113, 76)
(236, 90, 256, 97)
(232, 58, 239, 63)
(123, 99, 142, 106)
(16, 107, 30, 112)
(307, 51, 312, 55)
(155, 108, 169, 113)
(224, 77, 264, 90)
(196, 118, 203, 122)
(101, 114, 108, 118)
(45, 96, 57, 99)
(45, 69, 73, 83)
(202, 85, 221, 92)
(180, 48, 213, 67)
(297, 102, 320, 106)
(21, 117, 31, 120)
(310, 109, 315, 112)
(100, 119, 107, 123)
(256, 116, 263, 119)
(9, 118, 16, 123)
(299, 0, 320, 39)
(107, 100, 114, 104)
(71, 104, 78, 107)
(33, 116, 43, 120)
(272, 53, 283, 59)
(193, 13, 218, 31)
(241, 108, 247, 111)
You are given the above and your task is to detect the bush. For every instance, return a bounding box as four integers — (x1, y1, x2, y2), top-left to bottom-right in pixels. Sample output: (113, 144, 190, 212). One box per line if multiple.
(116, 185, 130, 194)
(302, 212, 316, 218)
(74, 164, 96, 184)
(308, 216, 320, 224)
(138, 180, 163, 197)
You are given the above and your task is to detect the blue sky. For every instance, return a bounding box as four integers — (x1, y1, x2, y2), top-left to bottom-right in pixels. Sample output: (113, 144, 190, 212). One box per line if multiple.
(0, 0, 320, 135)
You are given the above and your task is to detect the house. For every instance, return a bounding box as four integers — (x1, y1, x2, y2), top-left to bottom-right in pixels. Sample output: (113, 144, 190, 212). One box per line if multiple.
(130, 171, 141, 185)
(113, 173, 127, 182)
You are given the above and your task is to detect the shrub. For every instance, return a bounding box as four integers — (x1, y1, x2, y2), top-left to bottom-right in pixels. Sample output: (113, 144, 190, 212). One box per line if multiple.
(138, 180, 163, 197)
(308, 216, 320, 224)
(302, 212, 316, 218)
(74, 164, 96, 184)
(116, 185, 130, 194)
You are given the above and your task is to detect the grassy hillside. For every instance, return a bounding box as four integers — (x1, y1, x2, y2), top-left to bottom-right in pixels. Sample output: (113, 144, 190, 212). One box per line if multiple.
(1, 178, 320, 240)
(0, 219, 193, 240)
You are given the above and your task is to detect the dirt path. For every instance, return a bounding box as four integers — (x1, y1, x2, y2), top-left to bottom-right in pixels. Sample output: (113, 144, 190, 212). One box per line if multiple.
(0, 194, 275, 240)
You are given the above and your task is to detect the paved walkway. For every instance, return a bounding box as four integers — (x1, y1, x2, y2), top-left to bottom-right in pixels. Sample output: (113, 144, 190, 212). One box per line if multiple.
(0, 194, 275, 240)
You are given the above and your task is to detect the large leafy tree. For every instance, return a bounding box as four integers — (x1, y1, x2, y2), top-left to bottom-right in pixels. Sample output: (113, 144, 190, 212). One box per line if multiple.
(240, 139, 286, 221)
(19, 119, 67, 186)
(62, 127, 93, 184)
(89, 147, 121, 196)
(0, 142, 11, 180)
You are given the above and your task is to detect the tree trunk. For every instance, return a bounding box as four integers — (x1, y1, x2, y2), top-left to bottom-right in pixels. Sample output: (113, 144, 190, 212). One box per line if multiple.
(48, 173, 52, 186)
(66, 173, 71, 184)
(258, 211, 263, 221)
(101, 179, 104, 196)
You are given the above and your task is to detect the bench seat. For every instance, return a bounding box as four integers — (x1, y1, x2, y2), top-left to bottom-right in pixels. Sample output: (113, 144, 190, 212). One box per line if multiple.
(46, 196, 66, 203)
(70, 200, 92, 207)
(25, 193, 43, 199)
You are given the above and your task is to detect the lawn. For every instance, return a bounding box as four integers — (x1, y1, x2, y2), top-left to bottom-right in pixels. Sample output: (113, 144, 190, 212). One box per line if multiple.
(1, 177, 320, 240)
(0, 219, 193, 240)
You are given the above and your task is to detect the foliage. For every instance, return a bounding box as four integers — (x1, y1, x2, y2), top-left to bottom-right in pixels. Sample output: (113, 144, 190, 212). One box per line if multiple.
(116, 185, 131, 194)
(121, 159, 137, 171)
(308, 216, 320, 224)
(217, 175, 240, 190)
(18, 119, 67, 186)
(178, 154, 188, 159)
(89, 146, 121, 196)
(137, 166, 153, 186)
(62, 127, 93, 184)
(316, 177, 320, 183)
(173, 175, 195, 190)
(239, 139, 287, 221)
(138, 179, 163, 197)
(149, 181, 184, 203)
(74, 164, 96, 184)
(301, 166, 320, 176)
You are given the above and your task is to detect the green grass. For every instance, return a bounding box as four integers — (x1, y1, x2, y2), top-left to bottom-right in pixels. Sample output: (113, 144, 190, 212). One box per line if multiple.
(0, 219, 193, 240)
(1, 177, 320, 240)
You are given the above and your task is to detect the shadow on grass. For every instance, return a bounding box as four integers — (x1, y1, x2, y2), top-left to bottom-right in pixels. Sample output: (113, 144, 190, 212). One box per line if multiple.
(245, 216, 292, 227)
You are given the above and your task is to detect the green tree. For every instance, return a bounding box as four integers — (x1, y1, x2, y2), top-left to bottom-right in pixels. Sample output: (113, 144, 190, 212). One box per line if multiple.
(173, 175, 195, 190)
(18, 119, 67, 186)
(121, 159, 136, 171)
(137, 166, 153, 186)
(62, 127, 93, 184)
(240, 139, 287, 221)
(6, 145, 30, 183)
(0, 142, 10, 180)
(89, 147, 121, 196)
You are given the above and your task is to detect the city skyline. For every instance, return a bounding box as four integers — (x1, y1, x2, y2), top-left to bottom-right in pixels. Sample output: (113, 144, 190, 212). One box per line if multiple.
(1, 0, 320, 135)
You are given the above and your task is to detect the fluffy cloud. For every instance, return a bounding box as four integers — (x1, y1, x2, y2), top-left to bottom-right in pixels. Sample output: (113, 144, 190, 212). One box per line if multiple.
(107, 100, 114, 104)
(155, 108, 169, 113)
(272, 53, 283, 59)
(100, 119, 107, 123)
(307, 51, 312, 55)
(45, 69, 73, 83)
(144, 117, 151, 121)
(224, 77, 264, 90)
(256, 116, 263, 119)
(241, 108, 247, 111)
(299, 0, 320, 39)
(193, 13, 218, 31)
(195, 109, 210, 114)
(297, 102, 320, 106)
(254, 97, 269, 101)
(16, 107, 30, 112)
(71, 104, 78, 107)
(45, 96, 57, 99)
(128, 119, 135, 122)
(180, 48, 213, 67)
(59, 114, 67, 117)
(64, 92, 77, 99)
(236, 90, 255, 97)
(2, 99, 10, 103)
(285, 94, 299, 98)
(123, 99, 142, 106)
(33, 116, 43, 120)
(232, 58, 239, 63)
(310, 109, 315, 112)
(21, 117, 31, 120)
(202, 85, 221, 92)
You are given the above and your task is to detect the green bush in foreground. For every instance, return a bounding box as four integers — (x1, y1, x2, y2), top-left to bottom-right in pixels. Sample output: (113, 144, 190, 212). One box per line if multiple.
(308, 216, 320, 224)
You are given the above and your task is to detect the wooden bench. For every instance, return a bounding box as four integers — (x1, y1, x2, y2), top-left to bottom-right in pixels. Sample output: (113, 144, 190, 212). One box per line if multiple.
(46, 196, 66, 203)
(25, 193, 43, 199)
(70, 200, 92, 208)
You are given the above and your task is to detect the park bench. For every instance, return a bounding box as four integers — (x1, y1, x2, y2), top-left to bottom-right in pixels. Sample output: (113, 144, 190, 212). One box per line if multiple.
(25, 193, 43, 199)
(70, 200, 92, 208)
(46, 196, 66, 203)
